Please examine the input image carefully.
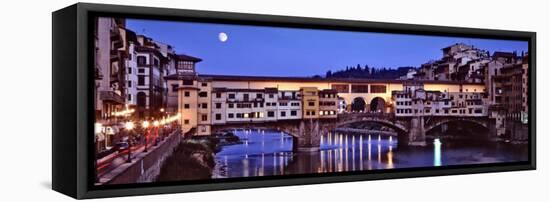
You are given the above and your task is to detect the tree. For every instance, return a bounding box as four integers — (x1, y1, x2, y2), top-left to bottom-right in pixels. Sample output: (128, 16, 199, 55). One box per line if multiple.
(325, 70, 332, 78)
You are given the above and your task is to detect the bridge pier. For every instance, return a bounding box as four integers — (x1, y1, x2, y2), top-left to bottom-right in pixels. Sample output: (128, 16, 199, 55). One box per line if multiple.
(292, 119, 321, 152)
(408, 116, 427, 146)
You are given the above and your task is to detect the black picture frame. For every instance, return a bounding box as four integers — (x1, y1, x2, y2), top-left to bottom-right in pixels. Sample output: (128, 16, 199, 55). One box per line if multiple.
(52, 3, 536, 199)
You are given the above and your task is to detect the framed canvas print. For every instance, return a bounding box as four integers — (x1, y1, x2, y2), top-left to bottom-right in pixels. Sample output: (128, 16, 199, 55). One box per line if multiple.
(52, 3, 536, 199)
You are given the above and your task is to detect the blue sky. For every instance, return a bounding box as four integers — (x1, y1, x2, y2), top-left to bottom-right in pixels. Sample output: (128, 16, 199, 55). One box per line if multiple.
(127, 19, 528, 77)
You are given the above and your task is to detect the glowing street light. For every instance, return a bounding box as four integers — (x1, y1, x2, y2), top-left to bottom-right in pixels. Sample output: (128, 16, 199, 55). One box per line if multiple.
(124, 121, 134, 131)
(94, 123, 103, 134)
(142, 121, 149, 128)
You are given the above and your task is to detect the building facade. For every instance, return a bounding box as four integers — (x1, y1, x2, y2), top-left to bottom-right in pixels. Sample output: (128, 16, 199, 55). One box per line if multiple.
(393, 82, 488, 117)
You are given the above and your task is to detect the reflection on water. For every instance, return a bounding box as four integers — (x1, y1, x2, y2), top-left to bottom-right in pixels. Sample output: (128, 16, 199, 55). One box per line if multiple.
(212, 129, 528, 179)
(434, 138, 442, 166)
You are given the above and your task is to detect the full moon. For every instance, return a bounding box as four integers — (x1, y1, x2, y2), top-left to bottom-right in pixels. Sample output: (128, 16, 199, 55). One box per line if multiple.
(218, 32, 228, 42)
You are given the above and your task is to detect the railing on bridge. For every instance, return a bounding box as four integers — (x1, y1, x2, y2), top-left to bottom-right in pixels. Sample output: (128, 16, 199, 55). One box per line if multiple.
(337, 112, 396, 122)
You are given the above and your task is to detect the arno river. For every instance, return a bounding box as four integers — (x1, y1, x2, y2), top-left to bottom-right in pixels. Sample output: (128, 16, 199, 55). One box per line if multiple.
(212, 129, 528, 178)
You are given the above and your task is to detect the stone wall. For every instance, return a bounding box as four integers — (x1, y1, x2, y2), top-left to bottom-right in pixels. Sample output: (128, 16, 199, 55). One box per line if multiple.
(105, 131, 181, 185)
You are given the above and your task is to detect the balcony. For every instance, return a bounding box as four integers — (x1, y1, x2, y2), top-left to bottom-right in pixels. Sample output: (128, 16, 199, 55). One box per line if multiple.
(99, 90, 125, 104)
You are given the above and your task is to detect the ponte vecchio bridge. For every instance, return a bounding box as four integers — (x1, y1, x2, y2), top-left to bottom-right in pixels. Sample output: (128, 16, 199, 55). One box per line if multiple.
(169, 74, 493, 151)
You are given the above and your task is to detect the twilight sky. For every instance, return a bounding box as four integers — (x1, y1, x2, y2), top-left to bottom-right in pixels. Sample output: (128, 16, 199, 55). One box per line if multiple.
(127, 19, 528, 77)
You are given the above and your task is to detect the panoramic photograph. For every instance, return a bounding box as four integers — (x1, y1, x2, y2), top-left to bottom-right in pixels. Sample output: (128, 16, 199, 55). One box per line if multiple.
(93, 17, 529, 185)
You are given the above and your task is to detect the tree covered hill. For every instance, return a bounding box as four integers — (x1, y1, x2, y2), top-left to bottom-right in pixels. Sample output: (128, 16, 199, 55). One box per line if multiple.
(319, 64, 416, 79)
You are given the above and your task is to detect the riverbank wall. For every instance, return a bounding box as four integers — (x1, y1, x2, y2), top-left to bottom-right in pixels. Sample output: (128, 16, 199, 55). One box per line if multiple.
(101, 130, 182, 185)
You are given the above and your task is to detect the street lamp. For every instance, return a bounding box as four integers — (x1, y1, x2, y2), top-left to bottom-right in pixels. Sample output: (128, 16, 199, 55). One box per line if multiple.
(142, 120, 150, 152)
(153, 121, 160, 146)
(124, 121, 134, 163)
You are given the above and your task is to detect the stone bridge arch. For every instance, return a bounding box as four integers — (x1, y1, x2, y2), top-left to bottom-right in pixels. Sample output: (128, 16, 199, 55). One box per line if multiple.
(336, 117, 408, 134)
(424, 117, 489, 134)
(210, 119, 324, 152)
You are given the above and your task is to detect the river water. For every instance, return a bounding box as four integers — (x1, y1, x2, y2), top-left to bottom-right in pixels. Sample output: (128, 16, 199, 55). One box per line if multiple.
(212, 129, 528, 178)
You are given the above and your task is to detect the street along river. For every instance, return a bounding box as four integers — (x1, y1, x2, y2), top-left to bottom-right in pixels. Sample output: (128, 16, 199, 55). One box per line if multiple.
(212, 129, 528, 178)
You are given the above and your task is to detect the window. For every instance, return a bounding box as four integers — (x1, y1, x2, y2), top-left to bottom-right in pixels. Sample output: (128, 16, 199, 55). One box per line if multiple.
(351, 84, 369, 93)
(184, 104, 190, 109)
(291, 102, 300, 106)
(215, 113, 222, 120)
(137, 56, 146, 65)
(228, 113, 234, 118)
(228, 94, 235, 99)
(370, 85, 387, 93)
(184, 119, 190, 124)
(333, 84, 350, 93)
(127, 81, 132, 88)
(153, 58, 159, 66)
(201, 114, 208, 121)
(198, 91, 208, 97)
(172, 84, 179, 92)
(138, 68, 145, 73)
(308, 101, 315, 106)
(311, 111, 316, 116)
(201, 103, 208, 109)
(127, 67, 132, 74)
(279, 102, 288, 106)
(269, 94, 274, 98)
(280, 111, 286, 117)
(183, 80, 193, 85)
(138, 75, 145, 86)
(228, 103, 234, 108)
(267, 111, 275, 117)
(184, 91, 190, 97)
(475, 109, 483, 114)
(127, 94, 132, 101)
(215, 93, 222, 98)
(215, 103, 222, 109)
(243, 94, 249, 101)
(291, 110, 297, 116)
(256, 93, 263, 99)
(201, 82, 208, 87)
